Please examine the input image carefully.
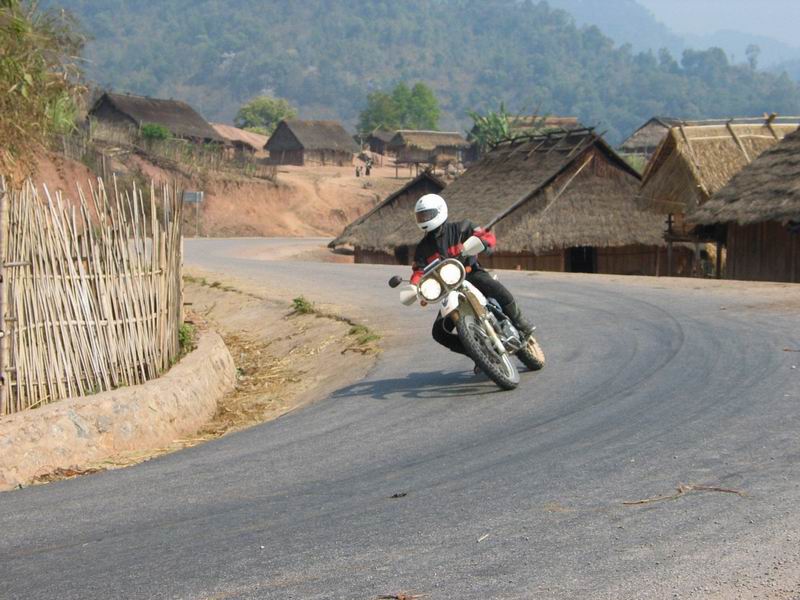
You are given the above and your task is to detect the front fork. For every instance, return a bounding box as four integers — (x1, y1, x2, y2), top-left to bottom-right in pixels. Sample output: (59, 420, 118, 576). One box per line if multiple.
(451, 298, 508, 357)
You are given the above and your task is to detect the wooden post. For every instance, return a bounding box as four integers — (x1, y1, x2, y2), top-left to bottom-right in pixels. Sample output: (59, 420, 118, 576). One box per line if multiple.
(716, 239, 723, 279)
(0, 180, 7, 413)
(666, 213, 674, 277)
(693, 241, 701, 277)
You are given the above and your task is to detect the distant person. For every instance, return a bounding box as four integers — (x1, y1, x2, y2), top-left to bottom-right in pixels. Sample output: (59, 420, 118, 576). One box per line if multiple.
(365, 162, 371, 176)
(355, 165, 361, 177)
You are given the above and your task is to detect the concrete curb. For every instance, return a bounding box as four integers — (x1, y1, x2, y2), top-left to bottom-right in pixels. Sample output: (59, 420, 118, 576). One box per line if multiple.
(0, 331, 236, 491)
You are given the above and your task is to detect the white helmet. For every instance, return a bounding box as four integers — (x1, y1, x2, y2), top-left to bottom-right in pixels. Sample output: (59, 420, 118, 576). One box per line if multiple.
(414, 193, 448, 232)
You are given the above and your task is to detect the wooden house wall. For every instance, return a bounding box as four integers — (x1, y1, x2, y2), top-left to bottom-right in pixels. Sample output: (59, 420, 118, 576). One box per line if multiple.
(354, 246, 416, 265)
(596, 245, 661, 275)
(302, 149, 353, 167)
(726, 221, 800, 283)
(268, 149, 305, 165)
(481, 246, 693, 276)
(481, 251, 564, 271)
(89, 102, 139, 144)
(396, 147, 432, 164)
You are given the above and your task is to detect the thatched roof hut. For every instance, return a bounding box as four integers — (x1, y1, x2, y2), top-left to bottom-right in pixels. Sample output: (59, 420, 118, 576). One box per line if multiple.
(211, 123, 268, 154)
(688, 127, 800, 283)
(457, 129, 661, 251)
(365, 129, 396, 154)
(640, 116, 800, 216)
(447, 128, 681, 274)
(388, 130, 469, 165)
(266, 119, 358, 166)
(690, 126, 800, 226)
(89, 92, 222, 143)
(619, 117, 681, 156)
(329, 171, 446, 256)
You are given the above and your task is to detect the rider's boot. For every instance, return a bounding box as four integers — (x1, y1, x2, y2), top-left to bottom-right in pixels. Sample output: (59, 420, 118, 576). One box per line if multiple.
(503, 301, 535, 337)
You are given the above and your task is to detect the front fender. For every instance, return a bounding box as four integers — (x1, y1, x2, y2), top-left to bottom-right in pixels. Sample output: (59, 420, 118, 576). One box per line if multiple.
(439, 290, 464, 320)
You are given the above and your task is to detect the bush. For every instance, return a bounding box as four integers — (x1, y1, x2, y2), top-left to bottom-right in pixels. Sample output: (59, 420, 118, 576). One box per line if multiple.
(291, 296, 315, 314)
(0, 0, 84, 175)
(141, 123, 171, 141)
(178, 322, 197, 354)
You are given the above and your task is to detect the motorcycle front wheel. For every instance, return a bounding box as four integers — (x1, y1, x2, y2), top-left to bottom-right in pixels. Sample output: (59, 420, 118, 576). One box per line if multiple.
(517, 335, 546, 371)
(456, 314, 520, 390)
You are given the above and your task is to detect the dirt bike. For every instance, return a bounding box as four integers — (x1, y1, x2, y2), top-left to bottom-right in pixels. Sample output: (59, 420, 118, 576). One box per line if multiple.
(388, 235, 545, 391)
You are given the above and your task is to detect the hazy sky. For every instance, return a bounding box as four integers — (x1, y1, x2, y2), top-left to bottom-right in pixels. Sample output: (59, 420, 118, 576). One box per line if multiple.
(637, 0, 800, 48)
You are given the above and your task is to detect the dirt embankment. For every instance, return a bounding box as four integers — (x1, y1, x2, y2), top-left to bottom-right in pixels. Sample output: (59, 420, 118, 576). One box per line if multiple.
(30, 150, 411, 238)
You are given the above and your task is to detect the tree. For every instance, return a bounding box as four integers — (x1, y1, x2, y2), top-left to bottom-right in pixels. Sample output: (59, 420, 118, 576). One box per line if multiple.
(357, 90, 401, 133)
(407, 83, 440, 129)
(357, 82, 440, 134)
(746, 44, 761, 70)
(467, 104, 512, 151)
(234, 96, 297, 135)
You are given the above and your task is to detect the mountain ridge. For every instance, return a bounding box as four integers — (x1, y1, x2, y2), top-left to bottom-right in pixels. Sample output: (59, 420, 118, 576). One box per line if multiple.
(53, 0, 800, 143)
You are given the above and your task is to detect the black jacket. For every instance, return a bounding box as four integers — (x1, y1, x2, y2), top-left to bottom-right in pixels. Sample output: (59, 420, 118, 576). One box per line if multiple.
(411, 220, 496, 285)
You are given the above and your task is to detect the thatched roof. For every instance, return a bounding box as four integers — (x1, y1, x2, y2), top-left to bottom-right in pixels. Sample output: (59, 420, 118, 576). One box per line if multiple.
(619, 117, 681, 154)
(332, 129, 662, 254)
(640, 116, 800, 214)
(690, 126, 800, 226)
(90, 92, 222, 142)
(446, 128, 662, 253)
(211, 123, 268, 151)
(492, 166, 664, 253)
(508, 115, 582, 133)
(388, 130, 469, 152)
(472, 131, 664, 253)
(329, 171, 446, 250)
(266, 120, 359, 153)
(368, 129, 396, 144)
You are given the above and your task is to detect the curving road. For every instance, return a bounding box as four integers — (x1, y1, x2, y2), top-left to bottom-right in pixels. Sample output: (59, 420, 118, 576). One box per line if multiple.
(1, 239, 799, 599)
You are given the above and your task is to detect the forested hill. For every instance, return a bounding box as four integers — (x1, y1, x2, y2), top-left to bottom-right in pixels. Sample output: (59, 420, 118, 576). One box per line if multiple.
(55, 0, 800, 142)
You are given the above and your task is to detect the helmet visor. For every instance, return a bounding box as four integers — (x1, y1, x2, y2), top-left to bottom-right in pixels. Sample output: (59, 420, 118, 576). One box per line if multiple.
(415, 208, 439, 224)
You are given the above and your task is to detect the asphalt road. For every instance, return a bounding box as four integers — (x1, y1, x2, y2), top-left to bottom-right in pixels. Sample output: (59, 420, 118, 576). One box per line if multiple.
(1, 239, 799, 599)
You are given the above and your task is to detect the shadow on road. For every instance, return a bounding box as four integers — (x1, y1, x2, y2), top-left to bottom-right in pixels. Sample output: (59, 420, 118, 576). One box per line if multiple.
(332, 369, 499, 401)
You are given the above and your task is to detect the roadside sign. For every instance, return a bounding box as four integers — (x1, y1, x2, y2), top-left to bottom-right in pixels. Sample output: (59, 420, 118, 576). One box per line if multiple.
(183, 191, 204, 203)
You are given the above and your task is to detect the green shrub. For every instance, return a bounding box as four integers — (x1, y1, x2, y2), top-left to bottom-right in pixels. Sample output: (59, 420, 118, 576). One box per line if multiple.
(349, 324, 380, 345)
(178, 322, 197, 354)
(141, 123, 171, 141)
(291, 296, 315, 314)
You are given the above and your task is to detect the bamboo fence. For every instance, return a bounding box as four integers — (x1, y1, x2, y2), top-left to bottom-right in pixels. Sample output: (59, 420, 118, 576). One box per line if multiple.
(0, 178, 183, 415)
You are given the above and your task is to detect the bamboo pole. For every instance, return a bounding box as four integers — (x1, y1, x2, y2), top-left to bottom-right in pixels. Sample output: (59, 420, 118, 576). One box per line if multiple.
(2, 178, 184, 413)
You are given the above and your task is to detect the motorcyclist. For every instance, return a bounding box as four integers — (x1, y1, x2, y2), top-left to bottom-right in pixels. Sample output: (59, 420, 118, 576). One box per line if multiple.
(410, 193, 535, 357)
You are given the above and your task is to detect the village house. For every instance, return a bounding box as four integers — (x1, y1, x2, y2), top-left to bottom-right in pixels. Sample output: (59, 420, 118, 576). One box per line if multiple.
(333, 129, 683, 275)
(211, 123, 269, 158)
(265, 119, 358, 166)
(638, 116, 800, 273)
(447, 128, 678, 275)
(619, 117, 681, 158)
(387, 130, 469, 169)
(329, 171, 446, 264)
(689, 126, 800, 283)
(364, 129, 396, 156)
(88, 92, 223, 145)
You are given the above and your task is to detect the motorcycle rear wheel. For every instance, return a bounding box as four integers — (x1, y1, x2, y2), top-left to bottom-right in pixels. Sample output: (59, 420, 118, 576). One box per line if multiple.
(457, 314, 520, 390)
(517, 336, 546, 371)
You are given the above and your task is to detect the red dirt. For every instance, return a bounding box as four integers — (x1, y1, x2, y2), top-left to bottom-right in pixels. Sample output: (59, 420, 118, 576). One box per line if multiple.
(26, 152, 413, 239)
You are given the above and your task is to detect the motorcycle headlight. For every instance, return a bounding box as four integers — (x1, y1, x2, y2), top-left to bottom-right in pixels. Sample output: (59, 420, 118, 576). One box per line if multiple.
(419, 278, 443, 301)
(439, 262, 463, 286)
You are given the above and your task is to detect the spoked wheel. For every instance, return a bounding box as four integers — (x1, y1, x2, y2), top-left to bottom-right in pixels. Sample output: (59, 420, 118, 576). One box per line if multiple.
(517, 335, 546, 371)
(456, 314, 520, 390)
